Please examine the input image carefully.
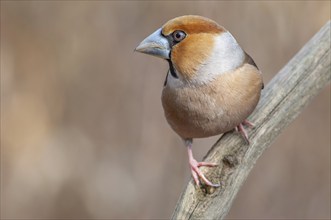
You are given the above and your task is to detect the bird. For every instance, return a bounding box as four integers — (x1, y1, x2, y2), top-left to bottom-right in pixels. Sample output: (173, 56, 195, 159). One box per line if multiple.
(135, 15, 263, 187)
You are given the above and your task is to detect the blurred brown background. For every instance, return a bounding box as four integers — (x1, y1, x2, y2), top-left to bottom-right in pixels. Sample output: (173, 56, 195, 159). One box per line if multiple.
(1, 1, 330, 219)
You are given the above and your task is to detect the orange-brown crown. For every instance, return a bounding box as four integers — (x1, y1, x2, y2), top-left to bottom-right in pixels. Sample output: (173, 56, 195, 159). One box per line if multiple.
(162, 15, 225, 36)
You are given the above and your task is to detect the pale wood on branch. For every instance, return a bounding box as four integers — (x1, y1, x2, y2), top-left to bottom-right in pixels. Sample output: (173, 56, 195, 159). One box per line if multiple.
(172, 21, 331, 220)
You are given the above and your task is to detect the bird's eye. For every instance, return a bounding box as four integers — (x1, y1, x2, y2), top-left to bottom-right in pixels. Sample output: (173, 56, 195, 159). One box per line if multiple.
(173, 30, 186, 42)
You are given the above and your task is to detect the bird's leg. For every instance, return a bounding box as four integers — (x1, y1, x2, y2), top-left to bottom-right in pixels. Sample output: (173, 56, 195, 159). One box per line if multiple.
(184, 139, 220, 187)
(236, 119, 254, 144)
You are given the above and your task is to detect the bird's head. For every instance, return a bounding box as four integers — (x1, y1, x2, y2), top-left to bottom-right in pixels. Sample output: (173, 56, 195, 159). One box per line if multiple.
(135, 15, 245, 84)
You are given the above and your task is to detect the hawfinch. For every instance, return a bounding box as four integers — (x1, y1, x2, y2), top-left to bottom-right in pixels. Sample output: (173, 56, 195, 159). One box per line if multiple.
(135, 15, 263, 187)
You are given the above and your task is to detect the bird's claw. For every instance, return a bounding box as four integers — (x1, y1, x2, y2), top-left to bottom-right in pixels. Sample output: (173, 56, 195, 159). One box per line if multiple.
(236, 119, 254, 144)
(242, 119, 254, 127)
(189, 159, 220, 187)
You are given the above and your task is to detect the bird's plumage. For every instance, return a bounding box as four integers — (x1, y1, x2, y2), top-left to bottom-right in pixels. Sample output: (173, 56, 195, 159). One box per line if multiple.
(162, 60, 262, 139)
(136, 15, 263, 187)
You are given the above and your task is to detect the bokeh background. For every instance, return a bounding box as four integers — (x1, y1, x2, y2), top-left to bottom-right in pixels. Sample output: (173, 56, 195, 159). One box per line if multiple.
(1, 1, 330, 219)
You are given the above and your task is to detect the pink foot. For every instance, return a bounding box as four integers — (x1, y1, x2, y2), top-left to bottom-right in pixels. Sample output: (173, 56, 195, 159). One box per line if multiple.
(189, 158, 220, 187)
(185, 139, 220, 187)
(236, 119, 254, 144)
(242, 119, 254, 127)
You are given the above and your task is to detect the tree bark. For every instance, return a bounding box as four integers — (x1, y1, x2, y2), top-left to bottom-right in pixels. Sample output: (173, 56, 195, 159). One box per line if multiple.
(172, 21, 331, 220)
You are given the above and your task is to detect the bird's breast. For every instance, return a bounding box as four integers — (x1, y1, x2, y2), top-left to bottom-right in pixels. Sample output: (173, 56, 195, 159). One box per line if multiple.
(161, 64, 263, 139)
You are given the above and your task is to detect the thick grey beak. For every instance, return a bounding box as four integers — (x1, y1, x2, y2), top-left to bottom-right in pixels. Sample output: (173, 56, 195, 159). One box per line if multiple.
(135, 28, 170, 59)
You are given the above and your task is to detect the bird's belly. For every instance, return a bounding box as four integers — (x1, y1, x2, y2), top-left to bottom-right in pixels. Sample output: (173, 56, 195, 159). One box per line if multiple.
(161, 64, 262, 139)
(162, 86, 258, 139)
(166, 104, 235, 139)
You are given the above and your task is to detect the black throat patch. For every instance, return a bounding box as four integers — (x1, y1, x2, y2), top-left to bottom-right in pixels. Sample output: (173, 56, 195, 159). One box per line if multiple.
(167, 59, 178, 79)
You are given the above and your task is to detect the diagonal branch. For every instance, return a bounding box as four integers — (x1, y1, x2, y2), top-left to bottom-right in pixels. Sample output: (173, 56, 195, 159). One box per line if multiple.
(172, 20, 331, 220)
